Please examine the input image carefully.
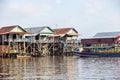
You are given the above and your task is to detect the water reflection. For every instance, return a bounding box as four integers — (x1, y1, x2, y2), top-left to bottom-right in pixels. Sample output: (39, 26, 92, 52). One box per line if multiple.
(74, 57, 120, 80)
(0, 56, 120, 80)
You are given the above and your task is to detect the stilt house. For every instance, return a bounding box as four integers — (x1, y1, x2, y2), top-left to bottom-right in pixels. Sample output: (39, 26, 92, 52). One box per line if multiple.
(54, 28, 79, 52)
(54, 28, 79, 44)
(0, 25, 28, 53)
(24, 26, 55, 43)
(24, 26, 55, 53)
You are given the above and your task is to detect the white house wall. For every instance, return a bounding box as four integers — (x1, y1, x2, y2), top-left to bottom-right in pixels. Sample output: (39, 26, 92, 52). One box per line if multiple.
(67, 29, 77, 34)
(40, 27, 54, 34)
(10, 27, 24, 32)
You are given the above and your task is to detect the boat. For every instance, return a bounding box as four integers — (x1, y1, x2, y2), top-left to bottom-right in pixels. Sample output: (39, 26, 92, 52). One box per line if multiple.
(74, 47, 120, 57)
(74, 31, 120, 57)
(17, 54, 31, 58)
(74, 51, 120, 57)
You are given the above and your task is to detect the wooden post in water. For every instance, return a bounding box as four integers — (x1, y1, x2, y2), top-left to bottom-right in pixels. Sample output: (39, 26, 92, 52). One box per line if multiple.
(33, 36, 35, 54)
(8, 34, 10, 54)
(53, 36, 55, 56)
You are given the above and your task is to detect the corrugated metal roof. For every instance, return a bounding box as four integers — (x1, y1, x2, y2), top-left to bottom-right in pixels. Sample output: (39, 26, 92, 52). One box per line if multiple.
(24, 26, 54, 35)
(54, 28, 71, 34)
(93, 32, 120, 38)
(0, 25, 27, 34)
(25, 27, 45, 34)
(54, 28, 78, 35)
(0, 26, 16, 34)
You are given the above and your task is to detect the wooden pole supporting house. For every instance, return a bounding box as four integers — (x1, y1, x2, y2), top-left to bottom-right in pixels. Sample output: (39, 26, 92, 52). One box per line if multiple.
(23, 40, 26, 53)
(18, 42, 20, 53)
(13, 41, 15, 54)
(33, 43, 35, 54)
(2, 35, 4, 53)
(30, 42, 32, 54)
(39, 34, 41, 52)
(53, 36, 55, 55)
(33, 36, 35, 54)
(40, 35, 42, 53)
(8, 34, 10, 53)
(1, 35, 4, 57)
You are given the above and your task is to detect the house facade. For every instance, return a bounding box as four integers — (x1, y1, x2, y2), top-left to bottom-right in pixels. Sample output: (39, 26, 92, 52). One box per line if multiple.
(54, 28, 79, 43)
(24, 26, 56, 54)
(54, 28, 79, 53)
(0, 25, 80, 55)
(0, 25, 28, 53)
(24, 26, 55, 43)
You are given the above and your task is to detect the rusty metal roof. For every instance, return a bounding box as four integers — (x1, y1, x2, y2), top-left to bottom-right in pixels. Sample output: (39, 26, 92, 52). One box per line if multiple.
(0, 25, 16, 34)
(54, 28, 78, 35)
(0, 25, 27, 34)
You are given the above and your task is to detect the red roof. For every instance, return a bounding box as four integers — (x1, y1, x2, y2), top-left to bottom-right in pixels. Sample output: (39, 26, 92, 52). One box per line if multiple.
(116, 34, 120, 38)
(54, 28, 72, 34)
(0, 25, 27, 34)
(0, 25, 16, 34)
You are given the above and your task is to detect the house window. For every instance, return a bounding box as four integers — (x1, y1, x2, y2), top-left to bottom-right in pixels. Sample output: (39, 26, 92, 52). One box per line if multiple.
(20, 36, 22, 39)
(13, 34, 16, 39)
(4, 35, 7, 41)
(67, 37, 72, 40)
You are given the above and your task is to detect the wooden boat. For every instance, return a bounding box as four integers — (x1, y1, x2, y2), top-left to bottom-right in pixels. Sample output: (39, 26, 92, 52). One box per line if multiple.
(74, 48, 120, 57)
(76, 31, 120, 57)
(74, 51, 120, 57)
(17, 54, 31, 58)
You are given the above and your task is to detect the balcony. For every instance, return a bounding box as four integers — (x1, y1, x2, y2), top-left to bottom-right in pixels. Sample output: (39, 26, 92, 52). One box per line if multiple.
(66, 39, 78, 43)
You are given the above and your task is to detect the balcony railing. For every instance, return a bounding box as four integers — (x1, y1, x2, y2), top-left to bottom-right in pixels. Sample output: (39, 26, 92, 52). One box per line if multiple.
(66, 39, 78, 43)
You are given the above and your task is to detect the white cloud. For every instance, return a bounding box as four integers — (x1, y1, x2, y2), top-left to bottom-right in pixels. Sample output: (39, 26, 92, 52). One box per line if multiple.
(56, 0, 63, 4)
(1, 1, 52, 17)
(0, 1, 53, 27)
(85, 0, 103, 13)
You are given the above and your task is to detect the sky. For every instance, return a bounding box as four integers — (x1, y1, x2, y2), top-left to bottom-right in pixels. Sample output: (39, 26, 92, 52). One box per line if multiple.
(0, 0, 120, 38)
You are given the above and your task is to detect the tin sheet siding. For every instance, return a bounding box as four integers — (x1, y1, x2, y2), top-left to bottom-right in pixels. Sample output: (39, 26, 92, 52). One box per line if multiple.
(81, 38, 115, 45)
